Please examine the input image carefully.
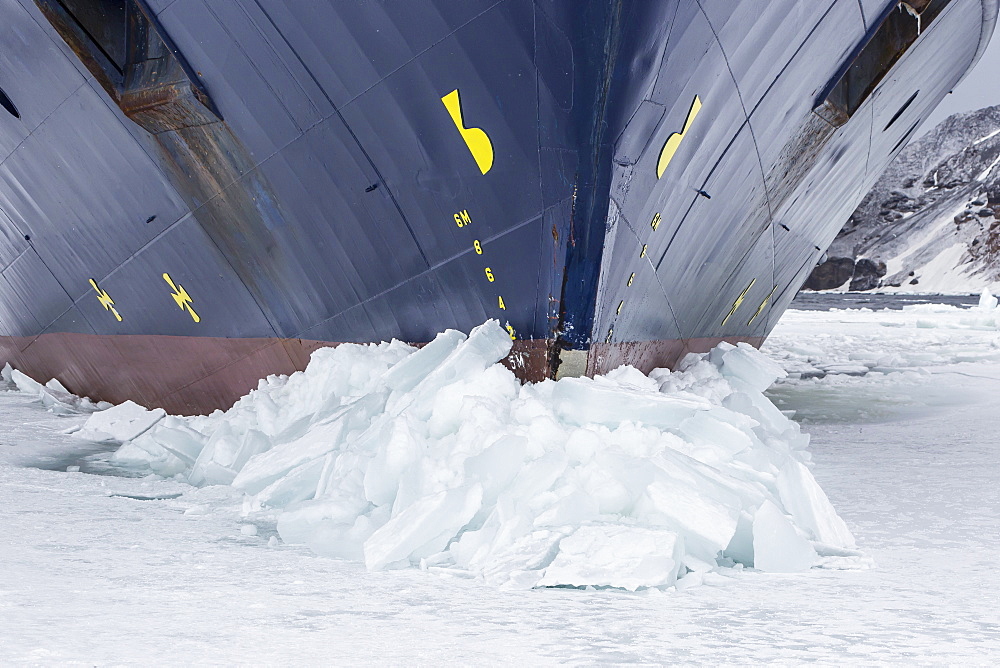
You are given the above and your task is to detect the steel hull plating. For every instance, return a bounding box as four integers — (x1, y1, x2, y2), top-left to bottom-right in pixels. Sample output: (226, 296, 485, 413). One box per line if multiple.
(0, 0, 995, 413)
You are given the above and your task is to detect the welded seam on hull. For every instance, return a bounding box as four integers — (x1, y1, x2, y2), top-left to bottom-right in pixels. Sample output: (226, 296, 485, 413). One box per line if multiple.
(653, 125, 742, 270)
(148, 0, 179, 18)
(762, 209, 778, 335)
(694, 0, 842, 335)
(152, 337, 293, 408)
(232, 2, 428, 269)
(12, 3, 285, 340)
(249, 0, 511, 269)
(0, 78, 88, 172)
(291, 199, 566, 341)
(694, 0, 773, 221)
(0, 240, 31, 277)
(602, 200, 684, 341)
(693, 4, 777, 338)
(202, 1, 318, 137)
(0, 79, 114, 343)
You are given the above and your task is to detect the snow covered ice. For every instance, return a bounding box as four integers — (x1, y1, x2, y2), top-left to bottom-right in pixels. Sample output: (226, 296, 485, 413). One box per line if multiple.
(2, 304, 999, 663)
(84, 320, 857, 589)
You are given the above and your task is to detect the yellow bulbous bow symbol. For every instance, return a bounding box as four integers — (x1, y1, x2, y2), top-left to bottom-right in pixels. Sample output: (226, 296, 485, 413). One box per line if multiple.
(441, 89, 494, 175)
(657, 95, 702, 179)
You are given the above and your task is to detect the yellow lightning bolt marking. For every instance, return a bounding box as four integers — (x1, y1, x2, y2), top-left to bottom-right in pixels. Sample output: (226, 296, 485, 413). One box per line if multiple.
(721, 278, 756, 327)
(748, 285, 777, 326)
(163, 273, 201, 323)
(89, 278, 122, 322)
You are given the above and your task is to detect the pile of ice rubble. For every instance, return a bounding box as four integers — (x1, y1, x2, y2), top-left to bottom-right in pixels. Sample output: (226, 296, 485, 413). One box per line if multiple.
(19, 321, 860, 590)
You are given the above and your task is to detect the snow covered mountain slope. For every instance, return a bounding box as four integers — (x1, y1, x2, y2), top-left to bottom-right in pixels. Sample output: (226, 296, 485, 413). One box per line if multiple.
(805, 105, 1000, 293)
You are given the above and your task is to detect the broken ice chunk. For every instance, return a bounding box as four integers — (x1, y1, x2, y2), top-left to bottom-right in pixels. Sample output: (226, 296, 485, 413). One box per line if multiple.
(552, 376, 709, 429)
(254, 457, 327, 509)
(233, 392, 386, 495)
(752, 500, 817, 572)
(76, 400, 166, 443)
(776, 461, 856, 548)
(11, 370, 78, 409)
(385, 321, 513, 418)
(717, 343, 787, 392)
(364, 484, 483, 571)
(382, 329, 466, 393)
(537, 525, 684, 590)
(634, 473, 740, 563)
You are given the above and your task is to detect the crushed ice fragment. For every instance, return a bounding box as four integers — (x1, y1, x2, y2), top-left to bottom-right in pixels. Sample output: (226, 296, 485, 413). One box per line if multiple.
(538, 526, 684, 591)
(752, 500, 818, 572)
(776, 461, 856, 548)
(76, 400, 166, 443)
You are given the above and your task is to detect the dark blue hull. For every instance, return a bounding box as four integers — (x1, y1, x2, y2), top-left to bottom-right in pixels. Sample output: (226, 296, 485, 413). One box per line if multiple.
(0, 0, 995, 413)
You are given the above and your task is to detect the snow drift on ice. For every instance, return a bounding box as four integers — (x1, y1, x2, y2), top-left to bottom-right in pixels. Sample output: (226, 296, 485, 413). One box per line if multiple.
(64, 321, 855, 589)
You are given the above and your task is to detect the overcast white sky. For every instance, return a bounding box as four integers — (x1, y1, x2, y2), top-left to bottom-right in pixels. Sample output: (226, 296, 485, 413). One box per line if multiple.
(918, 22, 1000, 133)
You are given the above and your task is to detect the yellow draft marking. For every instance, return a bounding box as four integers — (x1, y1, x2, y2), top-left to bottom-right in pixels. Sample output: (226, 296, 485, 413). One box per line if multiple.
(484, 267, 495, 282)
(722, 278, 757, 327)
(454, 209, 472, 227)
(657, 95, 702, 178)
(163, 273, 201, 323)
(605, 327, 614, 343)
(89, 278, 122, 322)
(473, 239, 483, 254)
(506, 324, 516, 340)
(627, 272, 635, 287)
(650, 212, 661, 231)
(640, 244, 647, 259)
(498, 295, 506, 310)
(616, 300, 624, 316)
(748, 285, 777, 326)
(441, 89, 494, 175)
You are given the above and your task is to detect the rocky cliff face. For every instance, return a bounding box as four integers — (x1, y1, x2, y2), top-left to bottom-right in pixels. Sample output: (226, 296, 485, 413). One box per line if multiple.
(806, 105, 1000, 293)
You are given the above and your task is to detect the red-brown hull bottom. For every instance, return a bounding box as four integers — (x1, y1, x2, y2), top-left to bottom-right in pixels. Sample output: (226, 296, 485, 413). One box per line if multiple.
(1, 333, 762, 415)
